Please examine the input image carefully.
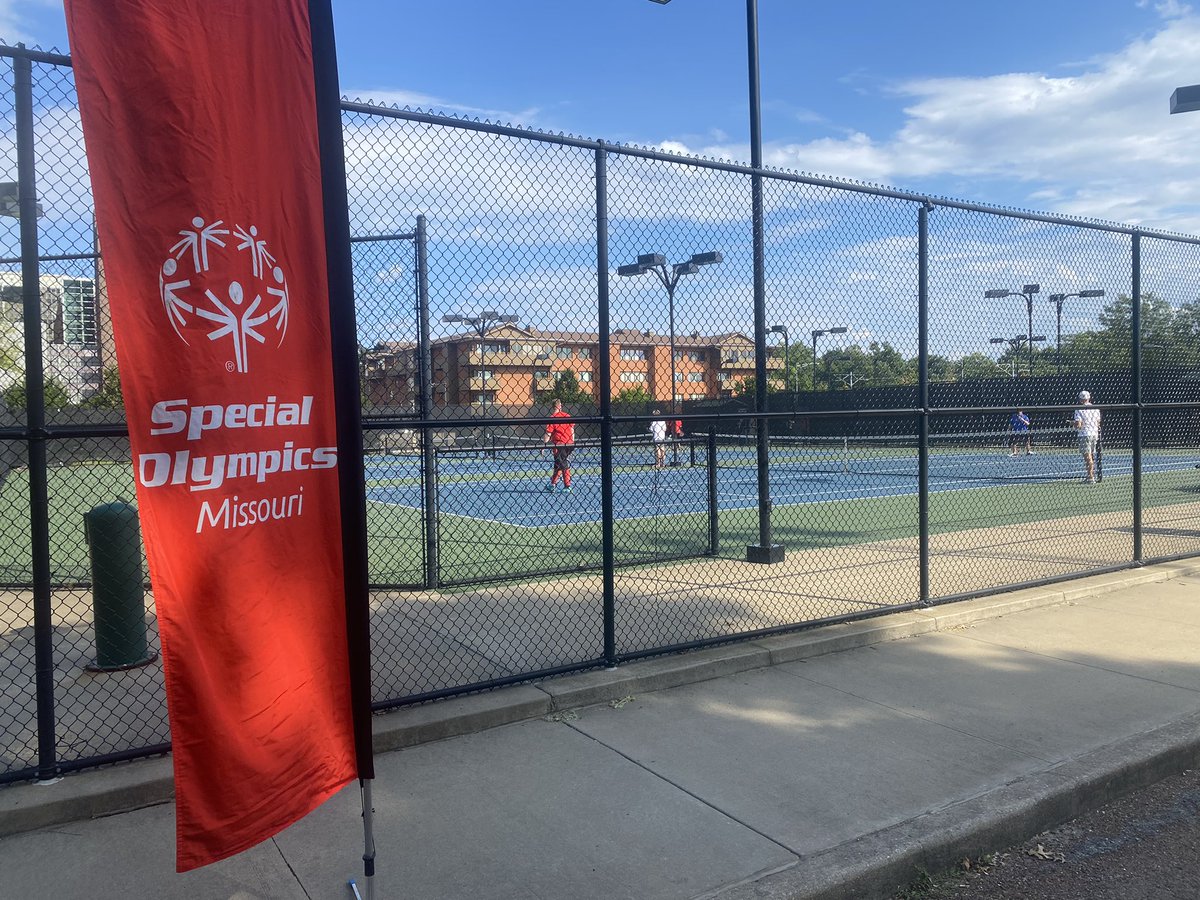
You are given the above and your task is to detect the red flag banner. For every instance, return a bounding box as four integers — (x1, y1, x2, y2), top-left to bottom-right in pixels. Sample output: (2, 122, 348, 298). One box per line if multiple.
(64, 0, 359, 871)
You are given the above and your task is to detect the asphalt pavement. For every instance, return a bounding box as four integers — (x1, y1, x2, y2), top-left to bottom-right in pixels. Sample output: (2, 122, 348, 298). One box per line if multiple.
(4, 561, 1200, 899)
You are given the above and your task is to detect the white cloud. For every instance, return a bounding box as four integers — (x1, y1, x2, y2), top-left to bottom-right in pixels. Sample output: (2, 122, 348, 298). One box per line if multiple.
(0, 1, 38, 45)
(659, 15, 1200, 234)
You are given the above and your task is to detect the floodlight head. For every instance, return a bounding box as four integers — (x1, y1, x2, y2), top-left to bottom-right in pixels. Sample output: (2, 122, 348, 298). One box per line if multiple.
(829, 326, 849, 334)
(984, 289, 1011, 299)
(481, 310, 500, 319)
(1171, 84, 1200, 114)
(673, 262, 699, 276)
(690, 251, 723, 266)
(647, 0, 671, 4)
(1022, 283, 1040, 294)
(1048, 294, 1066, 303)
(637, 253, 666, 267)
(768, 324, 786, 334)
(1032, 335, 1047, 342)
(0, 182, 43, 219)
(1080, 289, 1105, 298)
(617, 263, 646, 277)
(441, 314, 466, 324)
(989, 338, 1006, 344)
(499, 314, 519, 324)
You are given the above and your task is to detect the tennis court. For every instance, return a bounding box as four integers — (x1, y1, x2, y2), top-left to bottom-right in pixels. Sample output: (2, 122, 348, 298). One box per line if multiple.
(365, 430, 1200, 529)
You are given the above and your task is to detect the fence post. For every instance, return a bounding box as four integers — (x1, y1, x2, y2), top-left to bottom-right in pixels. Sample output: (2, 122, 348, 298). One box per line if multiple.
(15, 48, 58, 782)
(1131, 231, 1142, 563)
(596, 144, 616, 667)
(416, 215, 439, 588)
(707, 428, 719, 556)
(745, 0, 783, 565)
(917, 202, 932, 605)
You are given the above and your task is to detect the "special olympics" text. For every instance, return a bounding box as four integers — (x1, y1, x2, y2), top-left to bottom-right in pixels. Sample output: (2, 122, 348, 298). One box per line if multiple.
(150, 395, 314, 440)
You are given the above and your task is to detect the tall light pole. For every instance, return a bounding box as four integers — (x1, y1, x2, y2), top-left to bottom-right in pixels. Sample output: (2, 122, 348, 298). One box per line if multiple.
(1047, 289, 1105, 373)
(617, 251, 723, 419)
(647, 0, 779, 563)
(811, 326, 848, 391)
(985, 284, 1041, 377)
(441, 310, 519, 417)
(768, 324, 789, 392)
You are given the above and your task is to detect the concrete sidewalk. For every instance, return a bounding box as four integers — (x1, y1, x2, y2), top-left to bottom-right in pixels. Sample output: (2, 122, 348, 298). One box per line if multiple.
(4, 561, 1200, 899)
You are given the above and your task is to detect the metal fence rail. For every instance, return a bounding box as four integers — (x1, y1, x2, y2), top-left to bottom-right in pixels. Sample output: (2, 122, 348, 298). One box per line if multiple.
(4, 42, 1200, 785)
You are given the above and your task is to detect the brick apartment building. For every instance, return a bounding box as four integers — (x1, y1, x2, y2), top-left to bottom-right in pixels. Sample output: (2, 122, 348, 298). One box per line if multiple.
(362, 324, 781, 410)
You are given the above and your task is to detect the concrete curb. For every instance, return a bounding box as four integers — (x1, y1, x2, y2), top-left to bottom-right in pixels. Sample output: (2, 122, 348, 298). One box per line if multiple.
(4, 560, 1200, 846)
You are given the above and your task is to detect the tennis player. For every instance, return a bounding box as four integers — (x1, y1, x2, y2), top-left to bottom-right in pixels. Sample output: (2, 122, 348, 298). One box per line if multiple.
(649, 410, 668, 468)
(543, 399, 575, 493)
(1073, 390, 1101, 484)
(1009, 409, 1033, 456)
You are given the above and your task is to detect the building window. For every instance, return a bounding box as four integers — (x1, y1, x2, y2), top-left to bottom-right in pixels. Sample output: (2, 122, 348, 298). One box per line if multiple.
(63, 278, 97, 346)
(717, 372, 729, 382)
(689, 393, 705, 400)
(577, 348, 591, 360)
(619, 348, 646, 361)
(578, 372, 593, 382)
(619, 372, 645, 383)
(688, 372, 704, 382)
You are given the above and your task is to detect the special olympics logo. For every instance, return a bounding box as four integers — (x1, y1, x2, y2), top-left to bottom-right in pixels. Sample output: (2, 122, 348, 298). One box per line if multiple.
(158, 216, 290, 374)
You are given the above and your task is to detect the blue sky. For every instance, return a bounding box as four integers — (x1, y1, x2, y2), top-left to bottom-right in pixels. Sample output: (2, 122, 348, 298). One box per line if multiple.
(8, 0, 1200, 230)
(7, 1, 1200, 361)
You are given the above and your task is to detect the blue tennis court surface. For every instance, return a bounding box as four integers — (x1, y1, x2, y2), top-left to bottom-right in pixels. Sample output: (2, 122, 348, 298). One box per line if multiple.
(365, 445, 1200, 528)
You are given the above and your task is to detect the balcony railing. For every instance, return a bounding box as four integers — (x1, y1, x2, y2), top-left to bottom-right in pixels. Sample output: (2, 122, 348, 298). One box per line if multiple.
(459, 347, 551, 366)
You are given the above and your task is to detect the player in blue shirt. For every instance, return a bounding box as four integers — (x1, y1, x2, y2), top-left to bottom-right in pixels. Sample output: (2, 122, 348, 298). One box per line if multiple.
(1010, 409, 1033, 456)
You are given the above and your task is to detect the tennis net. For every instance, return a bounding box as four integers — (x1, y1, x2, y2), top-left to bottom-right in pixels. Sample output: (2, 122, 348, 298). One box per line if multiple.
(436, 435, 701, 471)
(708, 428, 1090, 482)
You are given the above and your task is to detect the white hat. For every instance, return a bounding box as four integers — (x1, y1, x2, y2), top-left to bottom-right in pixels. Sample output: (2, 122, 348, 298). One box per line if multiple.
(1078, 390, 1091, 401)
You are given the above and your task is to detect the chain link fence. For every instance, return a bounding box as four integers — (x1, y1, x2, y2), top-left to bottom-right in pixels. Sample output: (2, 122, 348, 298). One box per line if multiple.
(4, 43, 1200, 784)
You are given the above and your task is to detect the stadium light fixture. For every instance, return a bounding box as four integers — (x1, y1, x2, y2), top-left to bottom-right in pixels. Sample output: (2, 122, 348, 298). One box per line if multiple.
(1047, 289, 1105, 372)
(811, 326, 849, 391)
(0, 181, 43, 219)
(618, 250, 724, 440)
(986, 284, 1041, 376)
(442, 310, 519, 415)
(1170, 84, 1200, 114)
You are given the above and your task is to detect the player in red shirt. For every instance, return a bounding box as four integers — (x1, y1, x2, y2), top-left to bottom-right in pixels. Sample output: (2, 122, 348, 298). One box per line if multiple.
(543, 399, 575, 493)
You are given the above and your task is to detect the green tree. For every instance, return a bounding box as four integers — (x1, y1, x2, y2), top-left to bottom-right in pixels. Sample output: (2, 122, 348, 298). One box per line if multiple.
(1060, 292, 1175, 371)
(732, 375, 782, 397)
(612, 386, 651, 408)
(3, 376, 70, 410)
(953, 352, 1001, 381)
(770, 344, 814, 393)
(0, 323, 19, 373)
(83, 366, 124, 410)
(541, 369, 590, 404)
